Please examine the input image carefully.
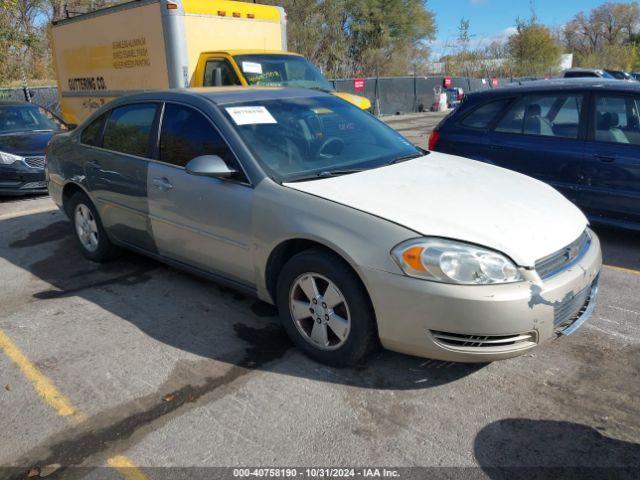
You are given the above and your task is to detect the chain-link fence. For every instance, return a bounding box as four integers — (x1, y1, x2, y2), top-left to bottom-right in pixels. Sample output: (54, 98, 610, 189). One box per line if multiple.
(0, 86, 60, 115)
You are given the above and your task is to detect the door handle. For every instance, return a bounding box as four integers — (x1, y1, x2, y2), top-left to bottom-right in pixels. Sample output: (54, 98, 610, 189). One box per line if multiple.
(594, 154, 616, 163)
(86, 159, 101, 168)
(152, 177, 173, 192)
(489, 144, 505, 150)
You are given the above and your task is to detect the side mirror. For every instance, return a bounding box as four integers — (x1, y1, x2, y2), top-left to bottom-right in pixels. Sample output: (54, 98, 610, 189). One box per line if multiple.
(185, 155, 237, 179)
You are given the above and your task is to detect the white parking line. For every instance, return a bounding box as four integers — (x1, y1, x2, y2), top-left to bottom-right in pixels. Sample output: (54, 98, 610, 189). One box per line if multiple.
(0, 206, 58, 221)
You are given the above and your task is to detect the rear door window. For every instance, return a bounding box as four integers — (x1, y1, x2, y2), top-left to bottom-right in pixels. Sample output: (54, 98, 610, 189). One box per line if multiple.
(102, 103, 158, 157)
(81, 113, 107, 146)
(594, 95, 640, 145)
(494, 94, 583, 139)
(460, 99, 511, 129)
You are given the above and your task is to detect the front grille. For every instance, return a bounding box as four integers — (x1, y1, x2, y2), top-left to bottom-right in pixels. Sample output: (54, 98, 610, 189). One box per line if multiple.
(430, 330, 537, 352)
(24, 156, 45, 169)
(536, 230, 591, 279)
(554, 279, 596, 330)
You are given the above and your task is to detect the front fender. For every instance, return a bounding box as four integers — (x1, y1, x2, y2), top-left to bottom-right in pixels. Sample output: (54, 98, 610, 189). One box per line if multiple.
(252, 180, 416, 302)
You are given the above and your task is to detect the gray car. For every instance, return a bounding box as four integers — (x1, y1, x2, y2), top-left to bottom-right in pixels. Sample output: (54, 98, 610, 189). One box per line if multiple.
(46, 87, 602, 366)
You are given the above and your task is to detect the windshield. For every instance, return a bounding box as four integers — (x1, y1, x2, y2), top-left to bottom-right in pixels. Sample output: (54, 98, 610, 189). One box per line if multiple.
(221, 95, 421, 183)
(604, 70, 623, 79)
(234, 54, 334, 91)
(0, 105, 65, 134)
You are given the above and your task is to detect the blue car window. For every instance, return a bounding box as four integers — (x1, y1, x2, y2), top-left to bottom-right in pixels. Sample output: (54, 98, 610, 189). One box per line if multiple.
(594, 95, 640, 145)
(495, 94, 583, 139)
(460, 99, 510, 129)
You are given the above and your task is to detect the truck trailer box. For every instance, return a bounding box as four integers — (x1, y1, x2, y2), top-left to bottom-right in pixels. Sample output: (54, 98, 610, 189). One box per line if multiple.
(51, 0, 371, 125)
(51, 0, 287, 124)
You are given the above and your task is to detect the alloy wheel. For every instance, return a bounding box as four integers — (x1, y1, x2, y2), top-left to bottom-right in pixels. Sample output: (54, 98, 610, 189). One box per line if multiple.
(289, 273, 351, 350)
(74, 203, 99, 252)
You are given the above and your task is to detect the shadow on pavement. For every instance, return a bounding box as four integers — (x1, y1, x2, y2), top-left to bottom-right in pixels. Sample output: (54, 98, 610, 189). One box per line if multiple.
(0, 193, 48, 203)
(1, 211, 483, 391)
(593, 225, 640, 272)
(474, 418, 640, 479)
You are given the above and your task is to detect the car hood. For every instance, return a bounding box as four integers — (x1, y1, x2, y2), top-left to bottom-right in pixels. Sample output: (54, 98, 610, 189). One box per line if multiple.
(284, 152, 588, 267)
(0, 131, 53, 157)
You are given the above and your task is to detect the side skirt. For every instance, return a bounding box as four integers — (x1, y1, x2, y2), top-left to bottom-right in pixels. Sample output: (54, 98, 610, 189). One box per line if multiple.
(113, 238, 259, 298)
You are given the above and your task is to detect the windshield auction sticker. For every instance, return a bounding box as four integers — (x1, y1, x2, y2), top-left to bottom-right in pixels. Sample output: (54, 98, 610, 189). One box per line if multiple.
(242, 62, 263, 74)
(226, 106, 277, 125)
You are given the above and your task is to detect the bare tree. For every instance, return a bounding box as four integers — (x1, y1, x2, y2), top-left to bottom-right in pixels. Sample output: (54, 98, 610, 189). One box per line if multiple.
(562, 2, 640, 70)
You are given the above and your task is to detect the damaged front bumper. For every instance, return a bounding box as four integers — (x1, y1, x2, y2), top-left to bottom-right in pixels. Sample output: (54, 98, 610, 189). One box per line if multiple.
(362, 232, 602, 363)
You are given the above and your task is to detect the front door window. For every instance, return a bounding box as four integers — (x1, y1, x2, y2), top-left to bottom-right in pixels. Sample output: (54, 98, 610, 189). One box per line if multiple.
(203, 59, 241, 86)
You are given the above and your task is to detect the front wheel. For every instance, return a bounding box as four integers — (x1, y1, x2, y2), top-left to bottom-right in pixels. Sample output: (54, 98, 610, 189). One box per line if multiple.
(276, 249, 377, 366)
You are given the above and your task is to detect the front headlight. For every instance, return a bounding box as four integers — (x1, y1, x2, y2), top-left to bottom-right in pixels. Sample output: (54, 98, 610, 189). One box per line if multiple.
(391, 238, 522, 285)
(0, 151, 24, 165)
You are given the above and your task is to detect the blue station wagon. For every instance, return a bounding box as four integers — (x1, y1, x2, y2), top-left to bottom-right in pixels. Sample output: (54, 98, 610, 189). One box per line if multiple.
(429, 79, 640, 231)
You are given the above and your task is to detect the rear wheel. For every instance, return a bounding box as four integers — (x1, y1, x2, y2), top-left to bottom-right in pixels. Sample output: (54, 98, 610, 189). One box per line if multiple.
(277, 249, 377, 366)
(69, 191, 120, 262)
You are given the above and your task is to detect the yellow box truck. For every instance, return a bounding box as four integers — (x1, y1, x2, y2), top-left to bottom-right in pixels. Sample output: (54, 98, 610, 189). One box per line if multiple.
(51, 0, 371, 124)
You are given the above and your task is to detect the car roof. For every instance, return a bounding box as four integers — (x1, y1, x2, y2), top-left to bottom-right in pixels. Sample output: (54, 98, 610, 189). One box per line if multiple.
(564, 68, 602, 72)
(112, 87, 330, 106)
(468, 78, 639, 99)
(200, 49, 303, 57)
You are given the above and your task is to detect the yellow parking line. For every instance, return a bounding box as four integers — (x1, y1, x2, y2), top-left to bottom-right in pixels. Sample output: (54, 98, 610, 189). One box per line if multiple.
(0, 206, 57, 221)
(0, 329, 77, 417)
(604, 264, 640, 276)
(0, 328, 149, 479)
(108, 455, 150, 480)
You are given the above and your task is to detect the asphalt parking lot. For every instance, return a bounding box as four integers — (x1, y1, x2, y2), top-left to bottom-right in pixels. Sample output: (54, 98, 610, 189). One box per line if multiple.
(0, 113, 639, 479)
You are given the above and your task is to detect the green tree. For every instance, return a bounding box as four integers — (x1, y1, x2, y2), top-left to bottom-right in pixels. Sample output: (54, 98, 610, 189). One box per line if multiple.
(255, 0, 436, 78)
(0, 0, 17, 82)
(563, 2, 640, 70)
(0, 0, 125, 85)
(348, 0, 436, 76)
(0, 0, 45, 84)
(508, 19, 561, 76)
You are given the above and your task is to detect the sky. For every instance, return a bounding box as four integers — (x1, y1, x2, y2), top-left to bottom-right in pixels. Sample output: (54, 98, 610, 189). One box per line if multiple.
(427, 0, 634, 59)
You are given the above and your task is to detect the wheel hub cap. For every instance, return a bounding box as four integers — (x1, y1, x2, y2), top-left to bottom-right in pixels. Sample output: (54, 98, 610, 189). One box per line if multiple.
(289, 273, 351, 351)
(74, 204, 99, 252)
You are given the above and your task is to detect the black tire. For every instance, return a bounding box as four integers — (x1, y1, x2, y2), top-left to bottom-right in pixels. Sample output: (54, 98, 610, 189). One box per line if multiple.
(68, 191, 121, 262)
(276, 249, 378, 367)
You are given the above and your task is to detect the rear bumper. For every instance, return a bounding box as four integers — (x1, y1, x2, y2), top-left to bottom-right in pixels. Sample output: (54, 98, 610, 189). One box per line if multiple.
(364, 233, 602, 362)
